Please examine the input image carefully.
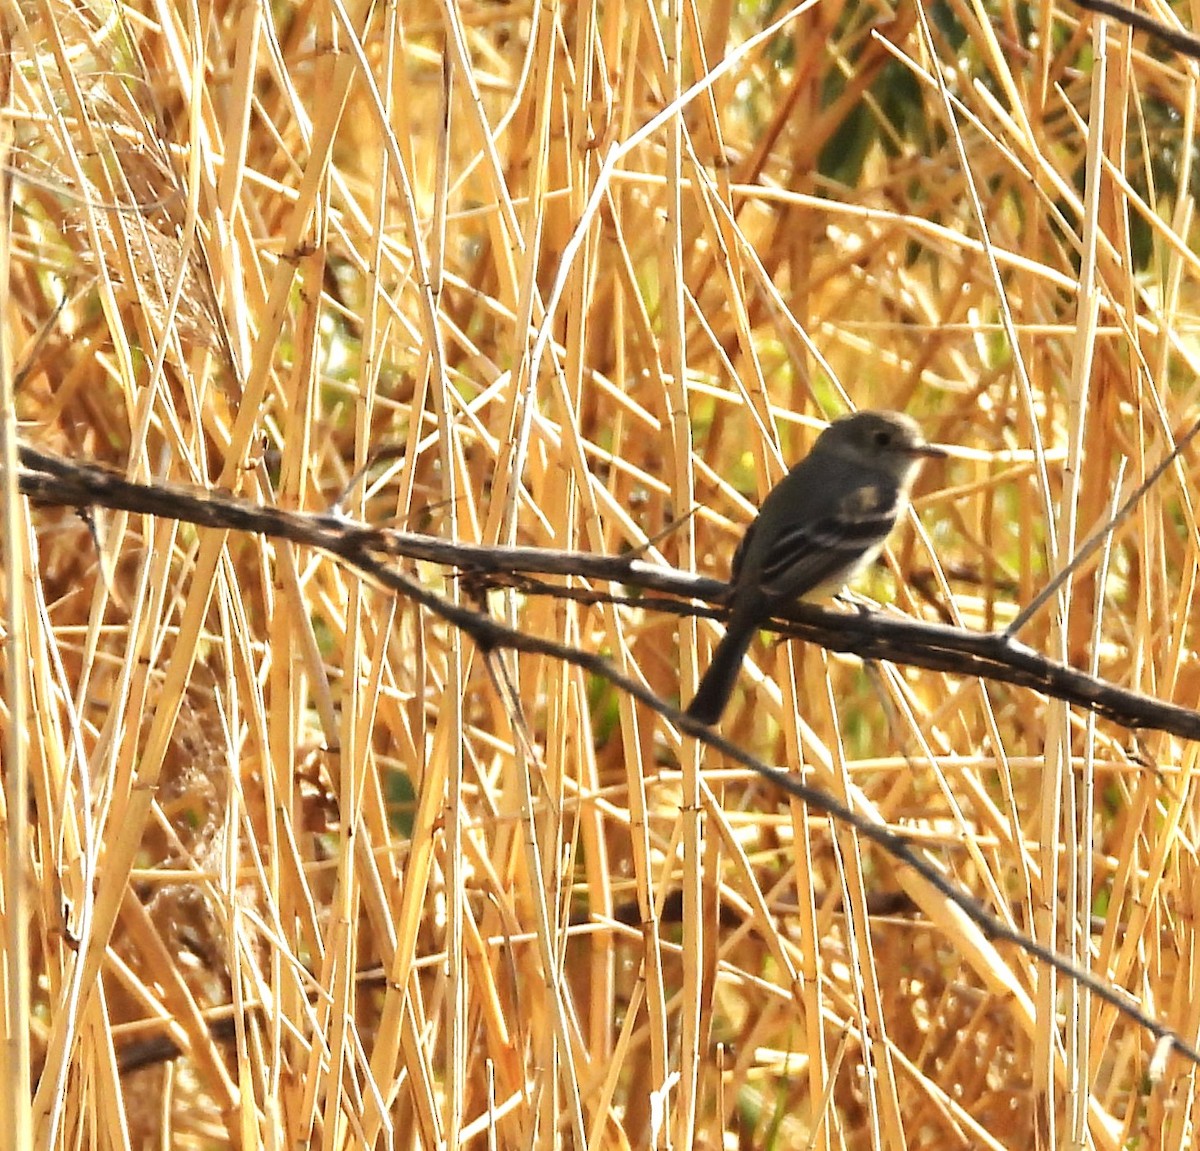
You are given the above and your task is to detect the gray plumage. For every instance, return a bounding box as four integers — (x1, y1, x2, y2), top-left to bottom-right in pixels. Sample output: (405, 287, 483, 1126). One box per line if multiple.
(685, 411, 943, 725)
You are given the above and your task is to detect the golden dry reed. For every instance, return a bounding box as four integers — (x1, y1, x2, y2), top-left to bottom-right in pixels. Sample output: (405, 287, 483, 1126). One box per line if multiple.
(2, 0, 1200, 1148)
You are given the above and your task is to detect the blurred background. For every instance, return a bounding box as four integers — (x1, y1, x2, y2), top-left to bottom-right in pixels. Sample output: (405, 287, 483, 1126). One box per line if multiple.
(3, 0, 1200, 1146)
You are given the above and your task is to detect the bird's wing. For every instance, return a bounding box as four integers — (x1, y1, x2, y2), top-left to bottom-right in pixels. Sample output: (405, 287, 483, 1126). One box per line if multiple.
(756, 478, 904, 602)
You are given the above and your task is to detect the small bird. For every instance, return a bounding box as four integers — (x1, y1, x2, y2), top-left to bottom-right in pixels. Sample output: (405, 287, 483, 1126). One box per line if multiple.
(685, 410, 944, 725)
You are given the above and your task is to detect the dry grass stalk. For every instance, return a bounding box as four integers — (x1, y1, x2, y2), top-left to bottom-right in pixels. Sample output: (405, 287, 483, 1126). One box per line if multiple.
(3, 0, 1200, 1147)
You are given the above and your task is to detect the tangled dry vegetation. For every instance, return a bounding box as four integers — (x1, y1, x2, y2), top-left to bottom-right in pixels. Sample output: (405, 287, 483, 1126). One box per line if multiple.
(3, 0, 1200, 1147)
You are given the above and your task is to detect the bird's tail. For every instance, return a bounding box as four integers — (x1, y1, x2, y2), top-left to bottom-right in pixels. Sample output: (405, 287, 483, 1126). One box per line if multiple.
(685, 621, 757, 725)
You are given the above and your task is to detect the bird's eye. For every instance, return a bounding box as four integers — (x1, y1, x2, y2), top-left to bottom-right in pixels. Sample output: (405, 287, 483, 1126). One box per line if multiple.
(873, 430, 892, 447)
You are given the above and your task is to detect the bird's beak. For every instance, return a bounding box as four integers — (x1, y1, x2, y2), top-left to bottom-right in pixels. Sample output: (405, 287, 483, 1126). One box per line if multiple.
(912, 441, 948, 459)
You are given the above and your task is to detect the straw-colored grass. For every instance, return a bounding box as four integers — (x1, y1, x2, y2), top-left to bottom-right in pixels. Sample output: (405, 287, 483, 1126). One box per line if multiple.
(3, 0, 1200, 1147)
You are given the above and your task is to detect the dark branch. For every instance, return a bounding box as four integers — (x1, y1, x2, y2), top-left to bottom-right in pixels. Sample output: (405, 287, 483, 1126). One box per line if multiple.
(1071, 0, 1200, 59)
(16, 445, 1200, 1071)
(16, 444, 1200, 742)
